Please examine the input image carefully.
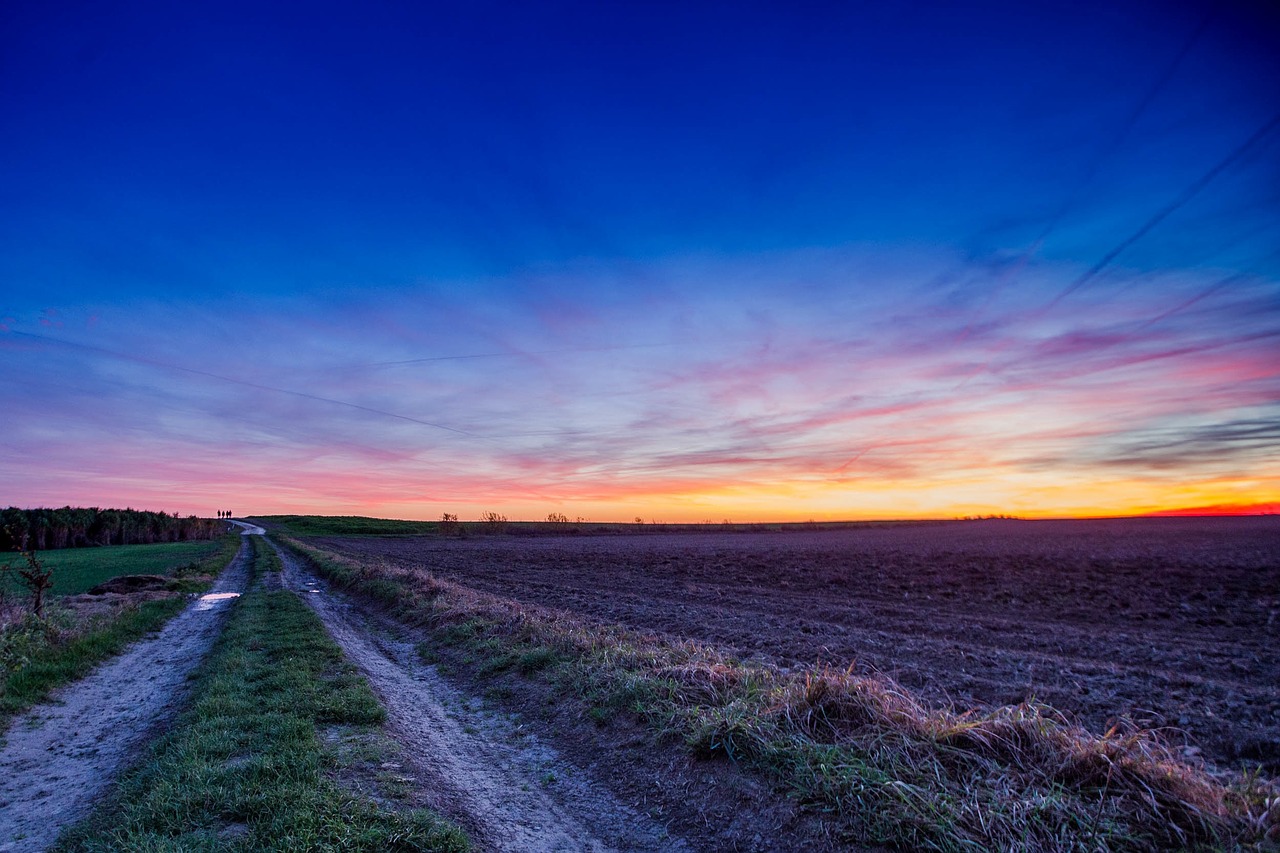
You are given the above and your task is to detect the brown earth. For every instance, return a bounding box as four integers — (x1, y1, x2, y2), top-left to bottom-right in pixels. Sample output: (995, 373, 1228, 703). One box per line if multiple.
(310, 516, 1280, 774)
(85, 574, 174, 595)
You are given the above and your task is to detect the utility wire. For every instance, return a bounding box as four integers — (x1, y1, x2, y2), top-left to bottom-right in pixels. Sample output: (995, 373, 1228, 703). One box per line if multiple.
(1043, 111, 1280, 311)
(1033, 12, 1212, 245)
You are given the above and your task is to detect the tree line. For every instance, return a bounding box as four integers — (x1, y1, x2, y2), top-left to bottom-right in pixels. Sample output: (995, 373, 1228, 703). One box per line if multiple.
(1, 507, 225, 552)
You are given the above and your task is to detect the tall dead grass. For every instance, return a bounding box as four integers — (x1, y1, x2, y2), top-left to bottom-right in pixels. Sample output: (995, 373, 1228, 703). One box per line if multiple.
(285, 538, 1279, 851)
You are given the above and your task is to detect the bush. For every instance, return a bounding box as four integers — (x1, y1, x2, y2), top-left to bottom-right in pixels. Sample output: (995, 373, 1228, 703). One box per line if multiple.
(479, 512, 507, 534)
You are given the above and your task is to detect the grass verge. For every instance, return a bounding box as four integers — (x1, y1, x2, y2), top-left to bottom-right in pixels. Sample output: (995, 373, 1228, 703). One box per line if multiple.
(0, 535, 242, 730)
(1, 598, 188, 728)
(283, 537, 1280, 852)
(56, 537, 469, 852)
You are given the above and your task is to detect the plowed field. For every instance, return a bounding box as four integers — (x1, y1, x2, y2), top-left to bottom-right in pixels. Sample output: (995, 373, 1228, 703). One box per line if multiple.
(312, 516, 1280, 772)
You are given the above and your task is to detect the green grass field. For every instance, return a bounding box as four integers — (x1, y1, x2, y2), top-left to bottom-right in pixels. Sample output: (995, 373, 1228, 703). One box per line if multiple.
(259, 516, 441, 537)
(2, 538, 237, 597)
(261, 513, 937, 539)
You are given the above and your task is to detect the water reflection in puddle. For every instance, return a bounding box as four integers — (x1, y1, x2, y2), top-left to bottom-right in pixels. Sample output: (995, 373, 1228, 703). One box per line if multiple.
(195, 592, 241, 611)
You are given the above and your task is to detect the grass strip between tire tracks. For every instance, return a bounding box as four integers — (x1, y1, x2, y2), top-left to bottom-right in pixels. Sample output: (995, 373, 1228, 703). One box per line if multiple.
(56, 536, 469, 853)
(0, 534, 242, 730)
(282, 536, 1280, 852)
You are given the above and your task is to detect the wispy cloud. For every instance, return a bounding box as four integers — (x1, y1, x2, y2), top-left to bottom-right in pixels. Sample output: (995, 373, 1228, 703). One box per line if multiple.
(4, 246, 1273, 519)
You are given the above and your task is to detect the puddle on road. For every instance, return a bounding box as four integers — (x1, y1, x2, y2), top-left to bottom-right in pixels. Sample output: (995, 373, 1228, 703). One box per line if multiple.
(195, 592, 241, 611)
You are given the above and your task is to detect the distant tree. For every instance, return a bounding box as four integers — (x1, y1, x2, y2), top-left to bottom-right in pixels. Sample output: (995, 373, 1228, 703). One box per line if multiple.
(546, 512, 569, 524)
(439, 513, 460, 537)
(0, 507, 219, 551)
(479, 511, 508, 534)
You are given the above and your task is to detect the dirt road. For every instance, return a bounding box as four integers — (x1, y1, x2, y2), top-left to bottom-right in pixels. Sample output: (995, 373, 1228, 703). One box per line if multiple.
(229, 519, 266, 535)
(0, 538, 251, 853)
(268, 538, 688, 853)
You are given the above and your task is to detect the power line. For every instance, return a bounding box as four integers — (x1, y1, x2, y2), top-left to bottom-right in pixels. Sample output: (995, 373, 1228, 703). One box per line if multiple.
(950, 13, 1212, 348)
(1033, 12, 1213, 248)
(1043, 111, 1280, 312)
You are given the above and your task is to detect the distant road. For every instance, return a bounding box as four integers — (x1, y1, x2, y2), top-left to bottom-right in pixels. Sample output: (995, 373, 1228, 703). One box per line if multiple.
(229, 519, 265, 535)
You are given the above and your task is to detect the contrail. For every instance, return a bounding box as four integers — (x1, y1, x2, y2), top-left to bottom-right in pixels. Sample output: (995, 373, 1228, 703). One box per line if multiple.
(1043, 111, 1280, 311)
(366, 340, 684, 368)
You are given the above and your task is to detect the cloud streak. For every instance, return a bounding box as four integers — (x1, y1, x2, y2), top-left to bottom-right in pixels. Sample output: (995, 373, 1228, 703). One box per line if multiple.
(3, 246, 1274, 520)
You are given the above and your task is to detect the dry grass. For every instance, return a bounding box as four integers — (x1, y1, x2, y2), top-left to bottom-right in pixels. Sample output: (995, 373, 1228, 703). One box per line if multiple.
(284, 537, 1280, 851)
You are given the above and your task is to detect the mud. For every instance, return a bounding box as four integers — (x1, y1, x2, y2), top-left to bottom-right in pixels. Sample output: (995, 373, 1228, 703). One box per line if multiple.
(268, 538, 689, 853)
(85, 575, 171, 595)
(0, 538, 251, 853)
(315, 516, 1280, 772)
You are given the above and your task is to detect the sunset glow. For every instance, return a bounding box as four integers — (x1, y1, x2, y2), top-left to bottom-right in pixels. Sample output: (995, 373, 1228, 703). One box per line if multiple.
(2, 2, 1277, 521)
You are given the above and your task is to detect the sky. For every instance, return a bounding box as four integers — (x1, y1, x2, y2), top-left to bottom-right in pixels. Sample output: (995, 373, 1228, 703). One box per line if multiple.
(2, 0, 1278, 522)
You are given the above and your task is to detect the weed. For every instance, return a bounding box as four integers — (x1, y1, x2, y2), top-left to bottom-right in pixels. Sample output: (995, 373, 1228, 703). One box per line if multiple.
(484, 685, 513, 702)
(515, 646, 560, 674)
(415, 642, 439, 665)
(476, 651, 516, 677)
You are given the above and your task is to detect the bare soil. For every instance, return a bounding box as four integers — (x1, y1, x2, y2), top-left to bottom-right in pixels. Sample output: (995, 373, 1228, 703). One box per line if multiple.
(0, 538, 251, 853)
(312, 516, 1280, 774)
(269, 538, 692, 853)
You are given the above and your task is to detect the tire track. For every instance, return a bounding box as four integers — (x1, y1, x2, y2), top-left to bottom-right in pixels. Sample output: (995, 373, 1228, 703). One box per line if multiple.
(268, 538, 687, 853)
(0, 535, 252, 853)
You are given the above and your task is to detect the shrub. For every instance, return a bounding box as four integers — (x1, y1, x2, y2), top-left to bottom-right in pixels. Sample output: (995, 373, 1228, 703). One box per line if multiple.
(479, 512, 507, 534)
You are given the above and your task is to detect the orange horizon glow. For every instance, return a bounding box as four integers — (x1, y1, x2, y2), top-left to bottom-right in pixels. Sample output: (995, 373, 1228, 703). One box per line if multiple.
(13, 472, 1276, 526)
(1141, 502, 1280, 518)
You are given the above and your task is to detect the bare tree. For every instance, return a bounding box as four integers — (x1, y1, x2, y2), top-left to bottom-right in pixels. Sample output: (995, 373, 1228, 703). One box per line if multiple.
(16, 549, 53, 620)
(479, 511, 508, 534)
(2, 527, 54, 620)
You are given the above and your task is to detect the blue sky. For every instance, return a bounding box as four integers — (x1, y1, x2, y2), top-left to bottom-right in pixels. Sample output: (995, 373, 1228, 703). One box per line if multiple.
(2, 1, 1278, 519)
